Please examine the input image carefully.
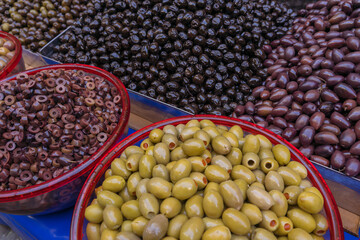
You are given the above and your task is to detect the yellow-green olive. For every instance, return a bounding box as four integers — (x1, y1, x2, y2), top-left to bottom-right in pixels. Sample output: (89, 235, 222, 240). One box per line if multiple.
(241, 203, 262, 225)
(121, 220, 133, 232)
(260, 158, 279, 174)
(256, 134, 273, 150)
(149, 129, 164, 143)
(125, 146, 144, 157)
(101, 229, 117, 240)
(242, 152, 260, 170)
(126, 153, 143, 172)
(167, 214, 188, 238)
(176, 124, 186, 134)
(131, 216, 149, 237)
(201, 149, 212, 164)
(111, 158, 131, 180)
(166, 161, 177, 172)
(153, 143, 170, 164)
(222, 131, 239, 148)
(160, 197, 182, 218)
(127, 172, 142, 196)
(97, 190, 124, 208)
(141, 138, 153, 151)
(288, 228, 313, 240)
(272, 144, 290, 166)
(211, 155, 232, 173)
(100, 221, 108, 233)
(299, 180, 313, 190)
(189, 156, 208, 172)
(204, 182, 220, 195)
(120, 186, 136, 202)
(170, 158, 192, 183)
(170, 147, 187, 161)
(186, 120, 201, 128)
(180, 127, 201, 141)
(190, 172, 208, 190)
(277, 167, 301, 186)
(102, 176, 126, 193)
(142, 214, 168, 240)
(162, 237, 177, 240)
(246, 186, 274, 210)
(251, 228, 276, 240)
(219, 180, 244, 210)
(162, 133, 178, 150)
(139, 155, 156, 179)
(217, 125, 228, 133)
(152, 164, 170, 181)
(182, 138, 206, 156)
(172, 177, 198, 200)
(287, 208, 316, 233)
(250, 182, 265, 190)
(297, 191, 323, 214)
(231, 165, 256, 184)
(202, 126, 221, 140)
(242, 135, 260, 154)
(287, 161, 307, 179)
(194, 130, 211, 147)
(229, 125, 243, 139)
(269, 190, 288, 217)
(222, 208, 251, 235)
(145, 146, 154, 156)
(233, 179, 248, 200)
(226, 148, 242, 166)
(311, 234, 325, 240)
(87, 223, 101, 240)
(274, 216, 293, 236)
(139, 193, 159, 219)
(105, 169, 113, 179)
(259, 210, 279, 232)
(202, 225, 231, 240)
(253, 169, 265, 184)
(284, 186, 303, 205)
(180, 217, 205, 240)
(121, 200, 141, 220)
(202, 217, 224, 229)
(185, 195, 204, 218)
(304, 187, 324, 207)
(147, 177, 172, 199)
(277, 237, 288, 240)
(238, 137, 245, 150)
(163, 125, 178, 136)
(205, 165, 230, 183)
(85, 203, 103, 224)
(264, 171, 284, 192)
(200, 119, 216, 128)
(203, 190, 224, 219)
(312, 213, 328, 236)
(212, 135, 232, 155)
(103, 204, 123, 230)
(258, 149, 274, 161)
(115, 231, 140, 240)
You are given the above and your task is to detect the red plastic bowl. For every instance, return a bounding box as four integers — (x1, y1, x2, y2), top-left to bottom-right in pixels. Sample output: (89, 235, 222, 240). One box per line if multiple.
(71, 115, 344, 240)
(0, 31, 25, 79)
(0, 64, 130, 215)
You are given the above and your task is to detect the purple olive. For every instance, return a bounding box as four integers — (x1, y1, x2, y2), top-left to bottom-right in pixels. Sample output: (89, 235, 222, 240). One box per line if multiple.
(310, 155, 330, 166)
(345, 158, 360, 176)
(309, 112, 325, 130)
(314, 131, 339, 145)
(350, 141, 360, 155)
(339, 129, 356, 149)
(331, 150, 346, 170)
(299, 126, 315, 147)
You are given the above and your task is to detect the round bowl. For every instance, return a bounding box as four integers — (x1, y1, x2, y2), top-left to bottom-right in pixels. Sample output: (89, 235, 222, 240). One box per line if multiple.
(0, 31, 25, 79)
(0, 64, 130, 215)
(71, 115, 343, 240)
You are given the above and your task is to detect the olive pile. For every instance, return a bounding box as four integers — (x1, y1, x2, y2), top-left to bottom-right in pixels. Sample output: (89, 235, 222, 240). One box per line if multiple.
(0, 0, 86, 51)
(51, 0, 296, 115)
(84, 119, 328, 240)
(0, 37, 16, 71)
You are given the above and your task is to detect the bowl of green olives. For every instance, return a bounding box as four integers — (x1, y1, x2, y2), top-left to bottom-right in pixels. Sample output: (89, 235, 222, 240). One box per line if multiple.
(71, 115, 343, 240)
(0, 31, 24, 79)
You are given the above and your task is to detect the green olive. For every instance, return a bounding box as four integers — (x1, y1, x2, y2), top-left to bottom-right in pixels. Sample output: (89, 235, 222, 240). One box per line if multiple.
(189, 156, 208, 172)
(121, 220, 132, 232)
(200, 119, 216, 128)
(185, 194, 204, 218)
(182, 138, 206, 156)
(111, 158, 131, 179)
(87, 223, 101, 240)
(163, 124, 178, 136)
(120, 186, 136, 202)
(85, 203, 103, 224)
(127, 172, 142, 196)
(162, 236, 177, 240)
(103, 204, 123, 230)
(287, 161, 307, 179)
(256, 134, 273, 150)
(139, 155, 156, 179)
(152, 164, 170, 181)
(212, 135, 232, 155)
(304, 187, 324, 207)
(149, 129, 164, 143)
(180, 127, 201, 141)
(250, 182, 265, 190)
(176, 124, 186, 135)
(202, 126, 221, 140)
(312, 213, 328, 236)
(264, 171, 284, 192)
(211, 155, 232, 173)
(204, 182, 220, 195)
(277, 237, 288, 240)
(253, 169, 265, 184)
(287, 208, 316, 233)
(205, 165, 230, 183)
(284, 185, 303, 205)
(139, 193, 159, 219)
(170, 158, 192, 183)
(238, 137, 245, 150)
(241, 203, 262, 225)
(231, 235, 249, 240)
(142, 214, 168, 240)
(231, 165, 256, 184)
(219, 180, 243, 210)
(233, 179, 248, 200)
(171, 146, 188, 161)
(311, 234, 325, 240)
(297, 191, 323, 214)
(229, 125, 243, 139)
(167, 214, 188, 238)
(251, 228, 276, 240)
(202, 225, 231, 240)
(222, 208, 251, 235)
(147, 177, 172, 199)
(274, 216, 293, 236)
(288, 228, 313, 240)
(162, 133, 178, 150)
(217, 125, 228, 134)
(260, 158, 279, 174)
(203, 190, 224, 219)
(145, 146, 154, 156)
(299, 180, 313, 190)
(160, 197, 182, 218)
(172, 177, 198, 200)
(153, 142, 170, 164)
(272, 144, 291, 166)
(105, 169, 113, 179)
(186, 120, 201, 128)
(258, 149, 274, 161)
(222, 131, 239, 148)
(201, 149, 212, 164)
(131, 216, 149, 237)
(242, 134, 260, 154)
(102, 175, 126, 193)
(166, 161, 177, 171)
(121, 200, 141, 220)
(100, 221, 108, 233)
(277, 167, 301, 186)
(101, 229, 117, 240)
(242, 152, 260, 170)
(269, 190, 288, 217)
(190, 172, 208, 190)
(194, 130, 211, 147)
(126, 153, 143, 172)
(97, 190, 123, 208)
(246, 186, 274, 210)
(202, 217, 224, 229)
(140, 138, 153, 151)
(259, 210, 279, 232)
(180, 217, 205, 240)
(125, 146, 144, 158)
(226, 148, 242, 166)
(115, 232, 140, 240)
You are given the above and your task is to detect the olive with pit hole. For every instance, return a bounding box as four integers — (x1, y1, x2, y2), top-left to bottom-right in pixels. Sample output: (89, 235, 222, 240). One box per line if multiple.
(172, 177, 198, 200)
(219, 180, 244, 210)
(269, 190, 288, 217)
(170, 158, 192, 183)
(202, 225, 231, 240)
(241, 203, 262, 225)
(185, 194, 204, 218)
(242, 152, 260, 170)
(142, 214, 168, 240)
(139, 193, 159, 219)
(179, 216, 205, 240)
(203, 190, 224, 219)
(167, 214, 188, 238)
(222, 208, 251, 235)
(205, 165, 230, 183)
(260, 158, 279, 174)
